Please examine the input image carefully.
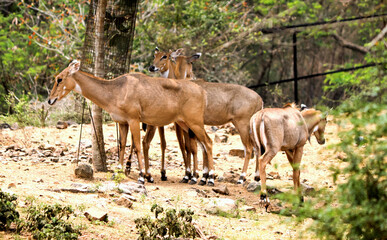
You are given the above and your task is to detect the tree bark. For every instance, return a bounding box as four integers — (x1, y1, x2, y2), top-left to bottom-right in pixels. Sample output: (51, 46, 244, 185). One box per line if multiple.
(91, 0, 108, 172)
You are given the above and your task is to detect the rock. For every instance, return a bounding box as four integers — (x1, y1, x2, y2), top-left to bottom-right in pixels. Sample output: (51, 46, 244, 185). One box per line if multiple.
(81, 139, 93, 148)
(74, 163, 94, 179)
(214, 134, 228, 143)
(229, 149, 245, 158)
(56, 121, 69, 129)
(301, 183, 315, 195)
(268, 171, 280, 180)
(84, 207, 108, 222)
(241, 206, 256, 212)
(118, 182, 147, 195)
(239, 218, 248, 222)
(8, 183, 16, 188)
(223, 172, 237, 184)
(115, 195, 133, 208)
(205, 198, 237, 214)
(98, 181, 117, 193)
(212, 185, 229, 195)
(59, 183, 94, 193)
(247, 181, 260, 192)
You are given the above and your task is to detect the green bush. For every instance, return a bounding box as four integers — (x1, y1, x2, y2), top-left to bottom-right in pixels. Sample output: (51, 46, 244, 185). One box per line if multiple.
(280, 50, 387, 239)
(23, 203, 81, 240)
(135, 204, 197, 240)
(0, 190, 20, 230)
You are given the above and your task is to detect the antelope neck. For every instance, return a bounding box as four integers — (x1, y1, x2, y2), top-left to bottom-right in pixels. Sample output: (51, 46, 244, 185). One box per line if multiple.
(161, 60, 176, 78)
(72, 71, 124, 112)
(303, 113, 320, 136)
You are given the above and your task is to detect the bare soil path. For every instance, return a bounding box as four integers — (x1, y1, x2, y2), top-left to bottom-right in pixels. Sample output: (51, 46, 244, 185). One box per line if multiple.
(0, 118, 341, 239)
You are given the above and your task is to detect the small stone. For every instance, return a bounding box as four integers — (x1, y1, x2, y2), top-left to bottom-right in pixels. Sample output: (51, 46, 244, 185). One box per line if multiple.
(205, 198, 237, 214)
(247, 181, 260, 192)
(223, 172, 237, 184)
(239, 218, 248, 222)
(84, 207, 108, 222)
(214, 134, 228, 143)
(212, 185, 230, 195)
(8, 183, 16, 188)
(241, 206, 256, 212)
(268, 171, 280, 180)
(74, 163, 94, 179)
(56, 121, 68, 129)
(115, 196, 133, 208)
(301, 183, 315, 195)
(229, 149, 245, 158)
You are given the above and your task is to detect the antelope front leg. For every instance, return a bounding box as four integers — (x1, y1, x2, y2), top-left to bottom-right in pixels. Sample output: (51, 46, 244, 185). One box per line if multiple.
(129, 120, 146, 184)
(118, 123, 129, 173)
(175, 124, 190, 183)
(191, 127, 214, 186)
(142, 125, 157, 183)
(188, 134, 199, 185)
(158, 126, 167, 181)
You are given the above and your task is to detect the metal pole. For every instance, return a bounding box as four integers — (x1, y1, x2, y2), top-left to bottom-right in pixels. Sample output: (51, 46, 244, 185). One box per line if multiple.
(293, 32, 298, 104)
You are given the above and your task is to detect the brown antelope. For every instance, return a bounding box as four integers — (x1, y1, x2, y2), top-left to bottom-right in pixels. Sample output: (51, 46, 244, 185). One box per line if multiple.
(250, 103, 327, 210)
(47, 60, 214, 185)
(148, 48, 264, 185)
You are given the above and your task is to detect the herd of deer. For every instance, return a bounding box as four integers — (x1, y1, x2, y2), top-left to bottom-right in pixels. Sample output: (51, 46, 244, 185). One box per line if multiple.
(48, 48, 327, 207)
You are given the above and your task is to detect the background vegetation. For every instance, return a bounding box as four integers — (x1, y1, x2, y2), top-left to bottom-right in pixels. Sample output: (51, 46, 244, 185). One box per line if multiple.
(0, 0, 386, 239)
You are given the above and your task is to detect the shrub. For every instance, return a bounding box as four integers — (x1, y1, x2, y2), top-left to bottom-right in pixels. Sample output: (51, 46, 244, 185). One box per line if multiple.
(0, 190, 20, 230)
(135, 204, 197, 240)
(23, 203, 81, 240)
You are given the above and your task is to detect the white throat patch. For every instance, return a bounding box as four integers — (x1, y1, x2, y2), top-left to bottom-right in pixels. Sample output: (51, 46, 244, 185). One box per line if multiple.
(74, 83, 82, 94)
(160, 69, 169, 78)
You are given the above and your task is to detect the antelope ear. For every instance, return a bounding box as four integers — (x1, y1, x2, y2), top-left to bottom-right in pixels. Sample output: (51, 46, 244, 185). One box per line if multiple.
(69, 60, 80, 75)
(171, 48, 185, 58)
(188, 53, 201, 63)
(300, 104, 308, 111)
(155, 47, 160, 54)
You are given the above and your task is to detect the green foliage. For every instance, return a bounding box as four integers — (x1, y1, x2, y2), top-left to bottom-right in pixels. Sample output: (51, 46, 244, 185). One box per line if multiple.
(279, 47, 387, 239)
(23, 202, 81, 240)
(134, 204, 197, 240)
(0, 190, 20, 231)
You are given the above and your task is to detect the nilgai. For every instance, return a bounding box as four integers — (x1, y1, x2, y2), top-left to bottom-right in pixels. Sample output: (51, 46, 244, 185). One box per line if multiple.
(148, 48, 264, 185)
(250, 103, 327, 210)
(48, 60, 214, 185)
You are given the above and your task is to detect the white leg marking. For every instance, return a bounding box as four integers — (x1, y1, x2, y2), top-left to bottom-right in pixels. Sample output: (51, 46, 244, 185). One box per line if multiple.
(138, 177, 145, 182)
(241, 172, 246, 177)
(203, 167, 208, 174)
(208, 179, 215, 184)
(186, 167, 191, 173)
(191, 177, 197, 182)
(209, 170, 214, 176)
(147, 169, 151, 174)
(255, 171, 260, 177)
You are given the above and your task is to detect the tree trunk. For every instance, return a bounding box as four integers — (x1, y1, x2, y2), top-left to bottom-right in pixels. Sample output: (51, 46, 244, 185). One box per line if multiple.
(91, 0, 108, 172)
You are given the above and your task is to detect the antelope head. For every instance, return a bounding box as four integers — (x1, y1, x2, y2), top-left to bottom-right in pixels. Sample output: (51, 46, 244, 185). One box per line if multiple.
(313, 113, 327, 145)
(48, 60, 80, 105)
(148, 47, 172, 72)
(304, 109, 327, 145)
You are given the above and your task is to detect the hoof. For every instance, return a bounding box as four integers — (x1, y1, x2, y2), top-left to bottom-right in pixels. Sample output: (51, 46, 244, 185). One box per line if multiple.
(260, 193, 270, 211)
(146, 176, 154, 183)
(124, 168, 131, 177)
(161, 176, 168, 181)
(198, 179, 206, 186)
(254, 176, 261, 182)
(180, 176, 190, 183)
(189, 178, 197, 185)
(207, 180, 215, 186)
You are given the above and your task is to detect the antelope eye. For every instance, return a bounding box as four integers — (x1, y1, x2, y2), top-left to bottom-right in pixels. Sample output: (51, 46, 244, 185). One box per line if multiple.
(161, 55, 167, 60)
(57, 78, 62, 83)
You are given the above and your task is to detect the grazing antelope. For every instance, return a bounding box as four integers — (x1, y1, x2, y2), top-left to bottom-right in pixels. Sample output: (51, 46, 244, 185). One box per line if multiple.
(148, 48, 264, 185)
(250, 103, 327, 210)
(48, 60, 214, 185)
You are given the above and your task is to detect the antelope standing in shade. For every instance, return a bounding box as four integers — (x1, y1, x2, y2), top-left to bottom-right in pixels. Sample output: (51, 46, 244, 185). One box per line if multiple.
(48, 60, 214, 184)
(148, 48, 264, 185)
(250, 103, 327, 210)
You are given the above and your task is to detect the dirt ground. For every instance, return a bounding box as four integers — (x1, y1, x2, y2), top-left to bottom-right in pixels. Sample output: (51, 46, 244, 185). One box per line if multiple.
(0, 117, 342, 240)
